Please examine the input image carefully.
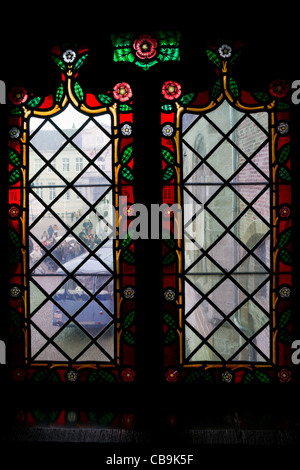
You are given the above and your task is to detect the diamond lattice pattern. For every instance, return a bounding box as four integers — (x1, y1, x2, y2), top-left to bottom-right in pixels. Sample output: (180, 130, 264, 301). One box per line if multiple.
(182, 101, 271, 363)
(28, 105, 115, 362)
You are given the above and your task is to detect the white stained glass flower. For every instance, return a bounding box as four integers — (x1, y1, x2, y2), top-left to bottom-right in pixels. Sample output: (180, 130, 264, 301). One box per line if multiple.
(218, 44, 232, 58)
(62, 49, 76, 63)
(164, 289, 175, 301)
(221, 371, 233, 383)
(162, 124, 174, 137)
(277, 121, 289, 135)
(121, 123, 132, 136)
(9, 126, 20, 139)
(66, 370, 78, 382)
(124, 286, 135, 299)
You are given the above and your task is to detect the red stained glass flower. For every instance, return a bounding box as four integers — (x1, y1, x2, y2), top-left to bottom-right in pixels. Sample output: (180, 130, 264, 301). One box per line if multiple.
(9, 205, 19, 218)
(12, 368, 26, 381)
(121, 367, 135, 382)
(113, 82, 133, 102)
(133, 35, 157, 59)
(162, 81, 181, 100)
(165, 368, 179, 382)
(269, 79, 289, 98)
(123, 205, 134, 217)
(121, 413, 135, 429)
(279, 205, 290, 218)
(9, 86, 28, 105)
(278, 368, 291, 383)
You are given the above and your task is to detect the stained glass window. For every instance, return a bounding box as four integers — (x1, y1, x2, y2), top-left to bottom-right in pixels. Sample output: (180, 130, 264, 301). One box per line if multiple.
(162, 44, 292, 383)
(7, 37, 294, 387)
(8, 45, 136, 383)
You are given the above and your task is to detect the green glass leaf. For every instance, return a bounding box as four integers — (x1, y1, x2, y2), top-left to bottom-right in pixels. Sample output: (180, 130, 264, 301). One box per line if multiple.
(9, 168, 21, 185)
(157, 48, 180, 62)
(229, 78, 239, 98)
(121, 166, 134, 181)
(156, 30, 181, 46)
(10, 308, 23, 327)
(278, 328, 293, 345)
(73, 53, 88, 71)
(10, 107, 22, 116)
(9, 148, 20, 167)
(27, 97, 42, 108)
(9, 228, 21, 248)
(123, 310, 135, 329)
(98, 94, 113, 105)
(163, 237, 176, 249)
(278, 166, 291, 182)
(180, 93, 196, 104)
(135, 59, 158, 70)
(163, 166, 174, 182)
(74, 82, 84, 101)
(121, 232, 133, 249)
(279, 228, 292, 248)
(277, 102, 290, 110)
(161, 104, 174, 112)
(206, 49, 221, 67)
(163, 312, 177, 329)
(185, 369, 213, 383)
(211, 79, 221, 99)
(164, 328, 177, 344)
(278, 144, 290, 165)
(230, 49, 242, 65)
(242, 371, 255, 383)
(111, 33, 133, 48)
(254, 370, 271, 384)
(113, 48, 135, 63)
(254, 92, 271, 103)
(122, 249, 135, 264)
(279, 308, 292, 329)
(121, 145, 133, 164)
(88, 371, 98, 382)
(32, 369, 60, 382)
(279, 248, 292, 265)
(55, 83, 64, 103)
(51, 55, 66, 71)
(162, 148, 174, 164)
(162, 250, 176, 265)
(98, 370, 117, 383)
(119, 104, 132, 111)
(9, 250, 21, 264)
(11, 329, 23, 345)
(123, 330, 135, 345)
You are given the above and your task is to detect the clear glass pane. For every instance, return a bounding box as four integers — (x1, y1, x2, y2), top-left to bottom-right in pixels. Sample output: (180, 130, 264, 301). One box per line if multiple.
(229, 115, 268, 157)
(207, 322, 246, 361)
(206, 100, 244, 134)
(230, 208, 269, 249)
(207, 187, 242, 227)
(183, 116, 223, 158)
(53, 323, 91, 359)
(183, 102, 271, 364)
(28, 105, 114, 364)
(207, 141, 246, 181)
(208, 233, 247, 271)
(29, 211, 67, 247)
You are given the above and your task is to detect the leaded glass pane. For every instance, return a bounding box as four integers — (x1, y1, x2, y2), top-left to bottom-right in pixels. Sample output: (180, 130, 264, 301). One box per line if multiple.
(28, 106, 115, 363)
(182, 101, 271, 366)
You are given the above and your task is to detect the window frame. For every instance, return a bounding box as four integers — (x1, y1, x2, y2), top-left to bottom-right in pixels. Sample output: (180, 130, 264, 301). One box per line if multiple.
(161, 47, 292, 384)
(8, 45, 136, 384)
